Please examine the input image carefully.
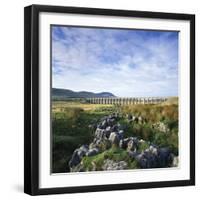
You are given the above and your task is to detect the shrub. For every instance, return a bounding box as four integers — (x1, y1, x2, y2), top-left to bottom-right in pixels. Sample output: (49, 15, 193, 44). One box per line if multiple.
(138, 141, 150, 152)
(119, 104, 178, 124)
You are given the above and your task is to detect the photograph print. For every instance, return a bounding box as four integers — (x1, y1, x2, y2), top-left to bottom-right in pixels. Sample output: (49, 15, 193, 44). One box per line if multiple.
(51, 25, 179, 174)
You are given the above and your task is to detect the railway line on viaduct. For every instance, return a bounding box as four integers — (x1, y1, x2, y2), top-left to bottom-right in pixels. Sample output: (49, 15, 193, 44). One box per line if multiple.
(86, 97, 168, 105)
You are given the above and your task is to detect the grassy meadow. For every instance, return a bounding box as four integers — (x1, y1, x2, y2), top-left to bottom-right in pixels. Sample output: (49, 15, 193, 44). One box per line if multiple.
(52, 98, 178, 173)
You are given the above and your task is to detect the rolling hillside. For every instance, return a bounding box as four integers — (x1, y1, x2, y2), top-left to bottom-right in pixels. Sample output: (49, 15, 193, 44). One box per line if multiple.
(52, 88, 115, 99)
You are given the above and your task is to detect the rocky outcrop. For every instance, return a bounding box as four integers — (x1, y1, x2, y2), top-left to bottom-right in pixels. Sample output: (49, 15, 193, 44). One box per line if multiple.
(102, 159, 128, 170)
(131, 146, 174, 168)
(68, 113, 177, 172)
(86, 148, 99, 157)
(68, 145, 89, 168)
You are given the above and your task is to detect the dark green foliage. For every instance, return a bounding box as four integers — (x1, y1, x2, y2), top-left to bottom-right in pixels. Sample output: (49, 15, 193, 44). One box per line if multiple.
(138, 141, 150, 152)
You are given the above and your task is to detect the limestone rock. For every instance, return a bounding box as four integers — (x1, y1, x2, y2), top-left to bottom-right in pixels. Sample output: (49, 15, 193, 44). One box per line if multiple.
(172, 156, 179, 167)
(86, 148, 99, 157)
(126, 137, 138, 152)
(152, 122, 170, 133)
(109, 132, 120, 146)
(102, 159, 128, 170)
(69, 151, 81, 168)
(157, 147, 173, 167)
(68, 145, 89, 168)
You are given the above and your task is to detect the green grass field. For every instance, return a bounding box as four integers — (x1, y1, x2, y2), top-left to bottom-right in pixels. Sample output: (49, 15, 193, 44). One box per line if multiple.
(52, 99, 178, 173)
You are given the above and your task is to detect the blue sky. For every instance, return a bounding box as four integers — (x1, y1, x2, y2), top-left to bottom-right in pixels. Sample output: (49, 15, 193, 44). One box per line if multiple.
(52, 26, 178, 97)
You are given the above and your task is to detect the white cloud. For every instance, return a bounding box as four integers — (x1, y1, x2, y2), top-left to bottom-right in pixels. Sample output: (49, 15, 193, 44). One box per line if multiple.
(52, 27, 178, 97)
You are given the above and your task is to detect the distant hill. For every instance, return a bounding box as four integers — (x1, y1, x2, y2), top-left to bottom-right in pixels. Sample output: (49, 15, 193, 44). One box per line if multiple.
(52, 88, 115, 99)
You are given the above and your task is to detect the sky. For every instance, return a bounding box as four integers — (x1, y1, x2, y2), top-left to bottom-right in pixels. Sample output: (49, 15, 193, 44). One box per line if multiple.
(52, 25, 178, 97)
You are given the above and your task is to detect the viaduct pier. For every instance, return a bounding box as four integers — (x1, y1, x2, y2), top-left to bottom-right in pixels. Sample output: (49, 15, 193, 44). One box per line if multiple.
(86, 97, 167, 105)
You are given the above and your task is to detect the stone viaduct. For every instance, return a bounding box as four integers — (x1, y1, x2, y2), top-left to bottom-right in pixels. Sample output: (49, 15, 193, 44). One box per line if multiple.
(86, 97, 167, 105)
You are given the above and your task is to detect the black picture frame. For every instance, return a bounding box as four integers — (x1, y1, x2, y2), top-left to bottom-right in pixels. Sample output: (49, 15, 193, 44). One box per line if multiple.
(24, 4, 195, 196)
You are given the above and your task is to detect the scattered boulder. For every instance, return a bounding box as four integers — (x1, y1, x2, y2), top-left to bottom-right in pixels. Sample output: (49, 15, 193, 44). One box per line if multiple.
(126, 137, 139, 152)
(138, 116, 143, 124)
(105, 126, 111, 131)
(68, 145, 89, 169)
(127, 114, 138, 124)
(105, 126, 111, 138)
(101, 120, 108, 129)
(107, 118, 115, 126)
(138, 139, 145, 144)
(172, 156, 179, 167)
(111, 124, 119, 132)
(79, 144, 89, 153)
(69, 150, 82, 168)
(152, 122, 169, 133)
(135, 146, 174, 168)
(149, 145, 158, 155)
(95, 128, 106, 140)
(135, 151, 158, 168)
(86, 148, 99, 157)
(89, 142, 96, 149)
(157, 147, 174, 167)
(118, 130, 124, 139)
(126, 114, 133, 120)
(109, 132, 120, 146)
(69, 112, 177, 172)
(102, 159, 128, 170)
(119, 138, 129, 149)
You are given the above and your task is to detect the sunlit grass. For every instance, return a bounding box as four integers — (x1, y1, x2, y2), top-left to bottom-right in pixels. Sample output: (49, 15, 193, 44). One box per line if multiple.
(52, 101, 114, 112)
